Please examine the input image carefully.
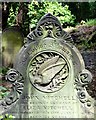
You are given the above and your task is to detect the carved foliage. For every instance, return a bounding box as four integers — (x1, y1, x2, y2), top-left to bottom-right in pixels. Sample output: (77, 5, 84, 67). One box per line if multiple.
(27, 51, 69, 92)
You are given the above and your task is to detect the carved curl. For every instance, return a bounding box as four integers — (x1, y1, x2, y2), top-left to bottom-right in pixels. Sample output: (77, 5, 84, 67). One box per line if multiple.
(26, 13, 73, 44)
(74, 69, 93, 108)
(0, 69, 24, 114)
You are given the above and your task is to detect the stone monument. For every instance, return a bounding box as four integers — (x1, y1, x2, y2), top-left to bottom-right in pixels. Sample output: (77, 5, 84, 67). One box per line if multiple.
(2, 27, 24, 67)
(0, 13, 95, 118)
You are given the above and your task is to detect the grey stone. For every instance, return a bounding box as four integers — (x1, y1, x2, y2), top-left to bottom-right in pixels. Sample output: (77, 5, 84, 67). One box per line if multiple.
(0, 13, 95, 118)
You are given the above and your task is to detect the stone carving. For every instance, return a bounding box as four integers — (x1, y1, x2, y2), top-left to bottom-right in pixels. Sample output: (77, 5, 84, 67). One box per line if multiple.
(26, 14, 94, 114)
(0, 69, 24, 114)
(26, 13, 73, 44)
(0, 13, 95, 118)
(27, 51, 69, 92)
(74, 69, 94, 114)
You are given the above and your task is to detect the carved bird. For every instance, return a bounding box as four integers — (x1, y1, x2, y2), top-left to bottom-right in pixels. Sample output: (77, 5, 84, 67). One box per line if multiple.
(33, 55, 67, 85)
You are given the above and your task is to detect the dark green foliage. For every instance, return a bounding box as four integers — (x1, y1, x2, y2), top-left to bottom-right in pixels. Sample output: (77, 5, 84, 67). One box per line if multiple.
(28, 2, 75, 30)
(89, 2, 96, 18)
(0, 114, 15, 120)
(0, 86, 10, 100)
(0, 67, 9, 74)
(7, 3, 19, 26)
(3, 2, 96, 37)
(0, 67, 10, 100)
(66, 2, 96, 23)
(7, 2, 75, 35)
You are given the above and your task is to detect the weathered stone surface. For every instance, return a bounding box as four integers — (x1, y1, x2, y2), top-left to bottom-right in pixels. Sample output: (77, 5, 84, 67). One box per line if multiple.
(0, 14, 95, 118)
(2, 27, 24, 67)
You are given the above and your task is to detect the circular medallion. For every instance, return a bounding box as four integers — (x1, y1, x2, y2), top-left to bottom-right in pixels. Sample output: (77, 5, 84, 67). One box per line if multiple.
(27, 51, 69, 92)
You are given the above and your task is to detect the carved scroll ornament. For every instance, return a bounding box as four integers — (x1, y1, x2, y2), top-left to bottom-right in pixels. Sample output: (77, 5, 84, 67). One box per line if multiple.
(0, 69, 24, 114)
(0, 13, 95, 116)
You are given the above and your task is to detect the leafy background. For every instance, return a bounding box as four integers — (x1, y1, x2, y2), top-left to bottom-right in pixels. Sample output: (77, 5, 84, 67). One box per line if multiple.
(0, 2, 96, 119)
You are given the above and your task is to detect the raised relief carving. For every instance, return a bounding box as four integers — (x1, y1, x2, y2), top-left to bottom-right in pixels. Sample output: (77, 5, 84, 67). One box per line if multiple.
(0, 69, 24, 114)
(74, 69, 94, 114)
(25, 13, 94, 114)
(26, 13, 73, 44)
(27, 51, 69, 92)
(0, 13, 94, 117)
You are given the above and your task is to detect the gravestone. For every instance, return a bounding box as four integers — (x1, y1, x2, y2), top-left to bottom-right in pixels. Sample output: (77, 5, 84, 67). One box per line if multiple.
(0, 13, 95, 118)
(2, 27, 24, 67)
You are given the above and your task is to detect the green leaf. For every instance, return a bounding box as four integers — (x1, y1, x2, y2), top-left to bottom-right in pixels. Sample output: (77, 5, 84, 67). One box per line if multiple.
(0, 86, 7, 91)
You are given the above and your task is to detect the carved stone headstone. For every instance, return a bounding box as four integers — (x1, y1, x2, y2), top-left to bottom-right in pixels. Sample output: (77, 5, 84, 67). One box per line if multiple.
(0, 14, 95, 118)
